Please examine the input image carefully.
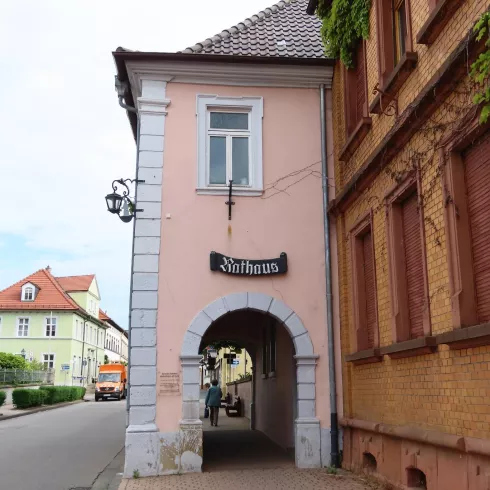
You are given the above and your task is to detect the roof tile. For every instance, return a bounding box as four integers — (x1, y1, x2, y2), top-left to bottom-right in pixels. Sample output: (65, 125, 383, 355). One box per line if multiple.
(0, 269, 80, 311)
(181, 0, 324, 58)
(55, 274, 95, 292)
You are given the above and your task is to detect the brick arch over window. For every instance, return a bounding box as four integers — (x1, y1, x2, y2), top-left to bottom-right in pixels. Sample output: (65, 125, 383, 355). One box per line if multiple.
(180, 292, 321, 472)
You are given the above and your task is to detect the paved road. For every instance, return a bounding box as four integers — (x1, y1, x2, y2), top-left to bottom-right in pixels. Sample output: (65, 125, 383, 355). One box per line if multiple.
(0, 397, 125, 490)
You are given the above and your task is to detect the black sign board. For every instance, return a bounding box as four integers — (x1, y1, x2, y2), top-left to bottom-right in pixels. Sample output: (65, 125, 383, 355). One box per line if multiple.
(210, 252, 287, 276)
(223, 353, 237, 359)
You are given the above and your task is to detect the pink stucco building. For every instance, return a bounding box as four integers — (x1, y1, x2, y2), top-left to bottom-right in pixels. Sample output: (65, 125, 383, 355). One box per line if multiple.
(113, 0, 341, 477)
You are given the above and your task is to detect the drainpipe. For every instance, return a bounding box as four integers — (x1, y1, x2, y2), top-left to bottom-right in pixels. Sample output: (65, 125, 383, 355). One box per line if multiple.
(116, 82, 139, 421)
(320, 84, 340, 468)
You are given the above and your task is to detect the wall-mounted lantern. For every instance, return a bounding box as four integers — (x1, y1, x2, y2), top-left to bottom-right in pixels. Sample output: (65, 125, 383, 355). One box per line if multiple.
(105, 178, 144, 223)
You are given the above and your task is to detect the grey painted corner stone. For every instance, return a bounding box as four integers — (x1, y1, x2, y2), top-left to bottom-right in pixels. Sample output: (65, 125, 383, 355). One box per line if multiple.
(137, 183, 163, 202)
(130, 385, 157, 406)
(130, 366, 157, 386)
(124, 431, 159, 477)
(132, 291, 158, 309)
(248, 292, 273, 312)
(139, 151, 163, 168)
(131, 347, 157, 366)
(293, 333, 314, 356)
(138, 202, 162, 219)
(138, 167, 163, 185)
(134, 237, 160, 255)
(135, 219, 162, 238)
(203, 297, 228, 321)
(269, 298, 293, 322)
(297, 383, 316, 400)
(295, 422, 321, 468)
(181, 363, 201, 384)
(130, 406, 156, 426)
(188, 311, 212, 337)
(133, 255, 159, 273)
(131, 309, 157, 329)
(131, 328, 156, 347)
(132, 272, 159, 291)
(181, 331, 202, 356)
(140, 114, 166, 136)
(296, 364, 316, 384)
(298, 399, 316, 418)
(139, 134, 164, 152)
(182, 382, 200, 401)
(284, 313, 307, 338)
(224, 292, 248, 311)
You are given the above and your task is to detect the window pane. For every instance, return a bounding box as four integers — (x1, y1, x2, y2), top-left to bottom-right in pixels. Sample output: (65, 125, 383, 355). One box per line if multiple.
(232, 137, 249, 185)
(210, 112, 248, 130)
(209, 136, 226, 184)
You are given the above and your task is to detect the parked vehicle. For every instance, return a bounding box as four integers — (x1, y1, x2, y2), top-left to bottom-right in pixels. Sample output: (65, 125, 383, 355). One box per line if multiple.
(95, 364, 127, 401)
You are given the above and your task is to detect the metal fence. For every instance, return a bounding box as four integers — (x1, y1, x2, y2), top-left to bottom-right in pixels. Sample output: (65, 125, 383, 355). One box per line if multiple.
(0, 369, 55, 385)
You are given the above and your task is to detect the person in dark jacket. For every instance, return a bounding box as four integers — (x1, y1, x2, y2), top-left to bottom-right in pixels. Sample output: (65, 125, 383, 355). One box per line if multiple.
(205, 379, 222, 427)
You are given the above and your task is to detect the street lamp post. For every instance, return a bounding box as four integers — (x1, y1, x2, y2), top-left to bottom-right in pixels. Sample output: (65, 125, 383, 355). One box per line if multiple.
(105, 178, 145, 223)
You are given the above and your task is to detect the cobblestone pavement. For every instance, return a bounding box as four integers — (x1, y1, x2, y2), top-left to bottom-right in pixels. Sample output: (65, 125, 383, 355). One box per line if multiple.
(119, 469, 377, 490)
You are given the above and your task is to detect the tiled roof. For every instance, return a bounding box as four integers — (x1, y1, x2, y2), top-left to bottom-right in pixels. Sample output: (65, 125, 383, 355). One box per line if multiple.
(181, 0, 324, 58)
(55, 274, 95, 292)
(99, 309, 110, 321)
(0, 268, 80, 310)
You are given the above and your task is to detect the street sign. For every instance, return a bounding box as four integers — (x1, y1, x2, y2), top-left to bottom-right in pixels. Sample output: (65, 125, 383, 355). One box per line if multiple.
(61, 364, 70, 371)
(232, 359, 240, 366)
(224, 353, 237, 359)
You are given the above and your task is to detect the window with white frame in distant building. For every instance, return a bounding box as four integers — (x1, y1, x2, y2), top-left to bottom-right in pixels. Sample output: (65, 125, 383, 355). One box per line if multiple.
(17, 318, 29, 337)
(42, 353, 55, 369)
(45, 317, 57, 337)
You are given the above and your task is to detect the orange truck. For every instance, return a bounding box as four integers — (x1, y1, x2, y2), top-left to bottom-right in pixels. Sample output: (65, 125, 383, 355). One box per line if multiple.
(95, 363, 127, 401)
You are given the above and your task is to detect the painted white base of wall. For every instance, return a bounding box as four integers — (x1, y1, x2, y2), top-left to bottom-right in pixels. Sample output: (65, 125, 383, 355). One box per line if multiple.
(123, 421, 329, 477)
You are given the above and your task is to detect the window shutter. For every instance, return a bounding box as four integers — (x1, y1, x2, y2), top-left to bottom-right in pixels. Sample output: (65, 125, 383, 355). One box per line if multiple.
(464, 134, 490, 323)
(401, 191, 425, 338)
(362, 231, 376, 348)
(355, 42, 366, 124)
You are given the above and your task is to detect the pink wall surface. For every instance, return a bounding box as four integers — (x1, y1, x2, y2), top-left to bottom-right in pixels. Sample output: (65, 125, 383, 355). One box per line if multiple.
(255, 324, 295, 450)
(156, 82, 330, 432)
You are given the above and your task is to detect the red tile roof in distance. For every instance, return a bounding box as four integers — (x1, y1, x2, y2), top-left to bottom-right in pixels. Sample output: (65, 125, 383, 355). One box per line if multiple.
(55, 274, 95, 292)
(0, 268, 80, 310)
(99, 309, 110, 321)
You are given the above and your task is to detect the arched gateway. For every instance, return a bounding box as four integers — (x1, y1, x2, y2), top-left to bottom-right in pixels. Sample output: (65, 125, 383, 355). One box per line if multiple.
(179, 292, 322, 472)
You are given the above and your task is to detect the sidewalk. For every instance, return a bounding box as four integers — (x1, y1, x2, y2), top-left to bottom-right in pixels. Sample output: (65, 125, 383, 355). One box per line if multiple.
(119, 469, 380, 490)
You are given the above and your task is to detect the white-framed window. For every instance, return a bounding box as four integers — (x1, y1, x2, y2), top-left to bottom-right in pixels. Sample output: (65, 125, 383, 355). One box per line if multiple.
(17, 318, 29, 337)
(42, 353, 55, 369)
(197, 95, 263, 195)
(0, 317, 2, 336)
(45, 317, 57, 337)
(24, 287, 33, 300)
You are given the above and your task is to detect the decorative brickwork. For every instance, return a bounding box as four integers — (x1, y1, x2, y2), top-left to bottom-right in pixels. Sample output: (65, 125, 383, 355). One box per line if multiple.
(331, 0, 490, 488)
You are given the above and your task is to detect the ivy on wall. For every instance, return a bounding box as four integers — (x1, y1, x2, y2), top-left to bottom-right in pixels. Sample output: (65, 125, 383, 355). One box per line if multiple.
(471, 11, 490, 123)
(317, 0, 371, 68)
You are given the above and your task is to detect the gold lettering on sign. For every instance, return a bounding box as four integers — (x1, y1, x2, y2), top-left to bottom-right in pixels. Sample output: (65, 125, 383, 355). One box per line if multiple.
(158, 372, 180, 396)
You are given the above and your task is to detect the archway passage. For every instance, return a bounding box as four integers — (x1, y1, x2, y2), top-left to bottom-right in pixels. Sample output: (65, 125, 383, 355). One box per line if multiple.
(180, 293, 321, 473)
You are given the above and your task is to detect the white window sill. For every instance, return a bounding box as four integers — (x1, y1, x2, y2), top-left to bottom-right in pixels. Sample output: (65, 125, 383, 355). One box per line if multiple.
(196, 187, 263, 197)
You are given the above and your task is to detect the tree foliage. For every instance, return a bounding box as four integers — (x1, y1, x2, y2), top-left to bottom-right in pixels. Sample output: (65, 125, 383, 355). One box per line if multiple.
(0, 352, 46, 370)
(317, 0, 371, 68)
(471, 12, 490, 123)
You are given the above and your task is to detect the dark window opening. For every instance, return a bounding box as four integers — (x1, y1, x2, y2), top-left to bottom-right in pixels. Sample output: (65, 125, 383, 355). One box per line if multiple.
(407, 468, 427, 489)
(363, 452, 377, 471)
(269, 322, 276, 373)
(393, 0, 407, 66)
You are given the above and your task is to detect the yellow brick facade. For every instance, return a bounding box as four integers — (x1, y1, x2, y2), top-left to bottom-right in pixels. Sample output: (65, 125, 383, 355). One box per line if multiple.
(332, 0, 490, 446)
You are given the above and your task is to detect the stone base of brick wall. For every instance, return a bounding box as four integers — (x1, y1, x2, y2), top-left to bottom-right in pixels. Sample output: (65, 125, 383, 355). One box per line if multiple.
(342, 421, 490, 490)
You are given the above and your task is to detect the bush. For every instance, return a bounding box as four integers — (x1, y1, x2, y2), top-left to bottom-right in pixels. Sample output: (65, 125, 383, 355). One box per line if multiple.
(12, 388, 46, 409)
(0, 391, 6, 407)
(39, 386, 85, 405)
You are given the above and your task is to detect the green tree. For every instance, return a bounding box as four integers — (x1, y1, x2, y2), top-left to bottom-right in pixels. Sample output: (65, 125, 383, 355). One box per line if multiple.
(104, 355, 109, 364)
(471, 12, 490, 123)
(0, 352, 28, 369)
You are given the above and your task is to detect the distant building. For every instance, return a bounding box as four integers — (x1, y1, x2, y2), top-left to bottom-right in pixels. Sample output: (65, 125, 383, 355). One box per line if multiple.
(100, 309, 128, 363)
(0, 267, 108, 385)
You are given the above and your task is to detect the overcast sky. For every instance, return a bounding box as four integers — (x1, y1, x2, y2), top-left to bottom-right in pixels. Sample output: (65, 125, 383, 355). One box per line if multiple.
(0, 0, 271, 329)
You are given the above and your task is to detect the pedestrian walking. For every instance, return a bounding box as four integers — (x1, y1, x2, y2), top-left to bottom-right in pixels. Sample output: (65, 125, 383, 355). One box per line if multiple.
(205, 379, 222, 427)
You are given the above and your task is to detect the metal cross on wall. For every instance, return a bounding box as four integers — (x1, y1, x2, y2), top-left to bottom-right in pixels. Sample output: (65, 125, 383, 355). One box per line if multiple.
(225, 179, 235, 220)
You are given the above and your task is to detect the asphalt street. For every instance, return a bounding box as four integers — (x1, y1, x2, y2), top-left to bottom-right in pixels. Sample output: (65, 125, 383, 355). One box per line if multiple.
(0, 396, 125, 490)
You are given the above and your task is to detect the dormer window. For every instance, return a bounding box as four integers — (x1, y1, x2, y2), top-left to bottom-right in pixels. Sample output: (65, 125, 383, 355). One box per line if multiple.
(21, 283, 37, 302)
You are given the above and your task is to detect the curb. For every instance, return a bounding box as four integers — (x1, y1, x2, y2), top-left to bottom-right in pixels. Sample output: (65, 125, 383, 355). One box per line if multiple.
(91, 446, 125, 490)
(0, 399, 87, 421)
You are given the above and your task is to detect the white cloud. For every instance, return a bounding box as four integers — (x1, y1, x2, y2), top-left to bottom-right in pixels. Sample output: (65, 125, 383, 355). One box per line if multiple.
(0, 0, 272, 327)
